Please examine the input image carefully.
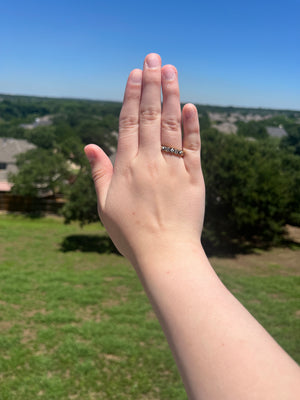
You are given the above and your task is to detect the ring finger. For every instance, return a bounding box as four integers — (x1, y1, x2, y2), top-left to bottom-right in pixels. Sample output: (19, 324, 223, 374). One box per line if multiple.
(161, 65, 182, 153)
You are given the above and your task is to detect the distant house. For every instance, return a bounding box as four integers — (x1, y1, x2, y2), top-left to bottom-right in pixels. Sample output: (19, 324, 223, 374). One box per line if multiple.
(19, 115, 53, 130)
(266, 126, 287, 138)
(0, 138, 63, 214)
(0, 138, 36, 192)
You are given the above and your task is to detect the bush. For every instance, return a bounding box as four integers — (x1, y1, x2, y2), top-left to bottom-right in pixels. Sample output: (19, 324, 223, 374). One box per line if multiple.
(62, 167, 99, 226)
(237, 121, 268, 139)
(201, 129, 294, 253)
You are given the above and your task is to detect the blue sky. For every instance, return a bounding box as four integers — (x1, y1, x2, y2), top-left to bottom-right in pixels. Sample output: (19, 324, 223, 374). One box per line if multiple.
(0, 0, 299, 109)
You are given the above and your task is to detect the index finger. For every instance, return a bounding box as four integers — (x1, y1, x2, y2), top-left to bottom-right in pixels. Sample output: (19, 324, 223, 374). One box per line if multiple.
(117, 69, 142, 165)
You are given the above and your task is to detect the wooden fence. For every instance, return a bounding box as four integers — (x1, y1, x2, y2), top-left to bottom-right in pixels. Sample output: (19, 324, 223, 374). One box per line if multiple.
(0, 193, 65, 214)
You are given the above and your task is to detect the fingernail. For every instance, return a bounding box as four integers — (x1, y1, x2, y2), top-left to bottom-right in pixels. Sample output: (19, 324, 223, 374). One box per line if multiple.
(162, 67, 176, 81)
(129, 69, 142, 84)
(184, 105, 196, 119)
(145, 54, 160, 69)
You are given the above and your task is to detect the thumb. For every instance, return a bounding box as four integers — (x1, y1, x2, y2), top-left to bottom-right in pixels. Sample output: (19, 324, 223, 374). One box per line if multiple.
(84, 144, 113, 208)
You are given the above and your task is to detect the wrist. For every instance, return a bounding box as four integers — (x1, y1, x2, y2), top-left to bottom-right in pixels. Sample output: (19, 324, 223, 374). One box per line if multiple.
(129, 234, 209, 274)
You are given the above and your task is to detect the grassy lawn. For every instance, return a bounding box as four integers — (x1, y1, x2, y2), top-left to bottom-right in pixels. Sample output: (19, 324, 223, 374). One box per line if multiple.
(0, 215, 299, 399)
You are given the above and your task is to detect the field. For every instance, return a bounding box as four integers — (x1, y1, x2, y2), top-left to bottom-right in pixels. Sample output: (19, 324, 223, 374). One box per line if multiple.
(0, 215, 299, 399)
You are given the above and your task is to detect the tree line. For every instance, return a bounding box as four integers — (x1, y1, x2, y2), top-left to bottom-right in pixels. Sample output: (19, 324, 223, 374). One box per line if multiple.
(1, 94, 300, 254)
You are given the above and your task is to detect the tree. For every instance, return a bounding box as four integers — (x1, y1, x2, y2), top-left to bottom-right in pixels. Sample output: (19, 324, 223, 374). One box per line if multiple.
(280, 124, 300, 156)
(237, 121, 268, 139)
(61, 129, 299, 252)
(280, 151, 300, 225)
(10, 149, 70, 198)
(62, 164, 99, 225)
(201, 129, 292, 253)
(23, 126, 57, 149)
(74, 119, 117, 155)
(198, 111, 211, 131)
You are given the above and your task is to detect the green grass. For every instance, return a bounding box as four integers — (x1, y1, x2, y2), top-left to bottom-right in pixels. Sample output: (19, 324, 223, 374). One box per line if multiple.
(0, 215, 299, 399)
(220, 274, 300, 361)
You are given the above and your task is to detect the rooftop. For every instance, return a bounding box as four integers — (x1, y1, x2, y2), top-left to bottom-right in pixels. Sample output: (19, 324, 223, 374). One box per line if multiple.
(266, 126, 287, 138)
(0, 138, 36, 163)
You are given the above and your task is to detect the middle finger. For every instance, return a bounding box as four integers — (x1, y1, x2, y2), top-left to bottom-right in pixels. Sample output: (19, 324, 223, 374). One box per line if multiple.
(139, 53, 162, 154)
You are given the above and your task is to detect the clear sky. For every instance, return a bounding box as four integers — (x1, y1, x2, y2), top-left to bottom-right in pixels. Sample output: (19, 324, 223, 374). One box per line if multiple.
(0, 0, 299, 109)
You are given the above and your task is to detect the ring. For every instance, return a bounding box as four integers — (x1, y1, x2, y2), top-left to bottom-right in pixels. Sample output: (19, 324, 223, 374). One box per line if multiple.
(161, 145, 184, 157)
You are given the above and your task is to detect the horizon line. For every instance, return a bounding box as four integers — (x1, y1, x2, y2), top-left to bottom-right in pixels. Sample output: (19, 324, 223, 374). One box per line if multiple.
(1, 91, 299, 113)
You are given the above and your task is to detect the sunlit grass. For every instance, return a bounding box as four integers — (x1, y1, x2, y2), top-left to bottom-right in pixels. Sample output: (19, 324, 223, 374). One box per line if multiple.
(0, 214, 299, 399)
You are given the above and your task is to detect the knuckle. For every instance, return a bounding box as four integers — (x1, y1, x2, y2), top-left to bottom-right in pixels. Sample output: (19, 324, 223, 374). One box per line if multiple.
(144, 73, 161, 86)
(162, 117, 181, 132)
(164, 85, 180, 97)
(186, 141, 200, 151)
(92, 168, 107, 184)
(119, 114, 139, 131)
(124, 90, 141, 102)
(140, 107, 160, 123)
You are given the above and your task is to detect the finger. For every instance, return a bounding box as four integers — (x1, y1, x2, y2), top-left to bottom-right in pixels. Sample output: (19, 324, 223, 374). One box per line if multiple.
(117, 69, 142, 164)
(84, 144, 113, 210)
(182, 104, 201, 171)
(161, 65, 182, 152)
(139, 53, 162, 153)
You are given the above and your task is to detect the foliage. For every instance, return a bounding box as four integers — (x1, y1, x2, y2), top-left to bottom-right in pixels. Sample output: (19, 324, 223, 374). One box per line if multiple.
(279, 151, 300, 225)
(62, 165, 99, 225)
(237, 120, 268, 139)
(201, 129, 297, 252)
(0, 123, 27, 139)
(280, 124, 300, 156)
(10, 149, 70, 197)
(2, 93, 300, 252)
(23, 126, 57, 149)
(198, 111, 211, 131)
(0, 99, 48, 121)
(2, 95, 118, 216)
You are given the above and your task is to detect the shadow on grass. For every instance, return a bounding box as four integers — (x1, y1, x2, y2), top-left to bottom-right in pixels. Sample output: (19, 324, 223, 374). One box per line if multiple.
(203, 238, 300, 258)
(5, 210, 46, 219)
(60, 231, 300, 258)
(60, 234, 120, 255)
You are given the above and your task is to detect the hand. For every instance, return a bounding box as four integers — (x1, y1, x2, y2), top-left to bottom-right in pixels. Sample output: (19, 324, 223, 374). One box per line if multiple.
(85, 53, 205, 264)
(85, 54, 300, 400)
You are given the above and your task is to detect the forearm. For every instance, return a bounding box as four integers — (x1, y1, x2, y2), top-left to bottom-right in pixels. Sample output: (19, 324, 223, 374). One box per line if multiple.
(132, 240, 300, 400)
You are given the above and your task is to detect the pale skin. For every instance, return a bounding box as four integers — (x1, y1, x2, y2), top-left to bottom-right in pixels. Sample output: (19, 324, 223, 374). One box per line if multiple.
(84, 53, 300, 399)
